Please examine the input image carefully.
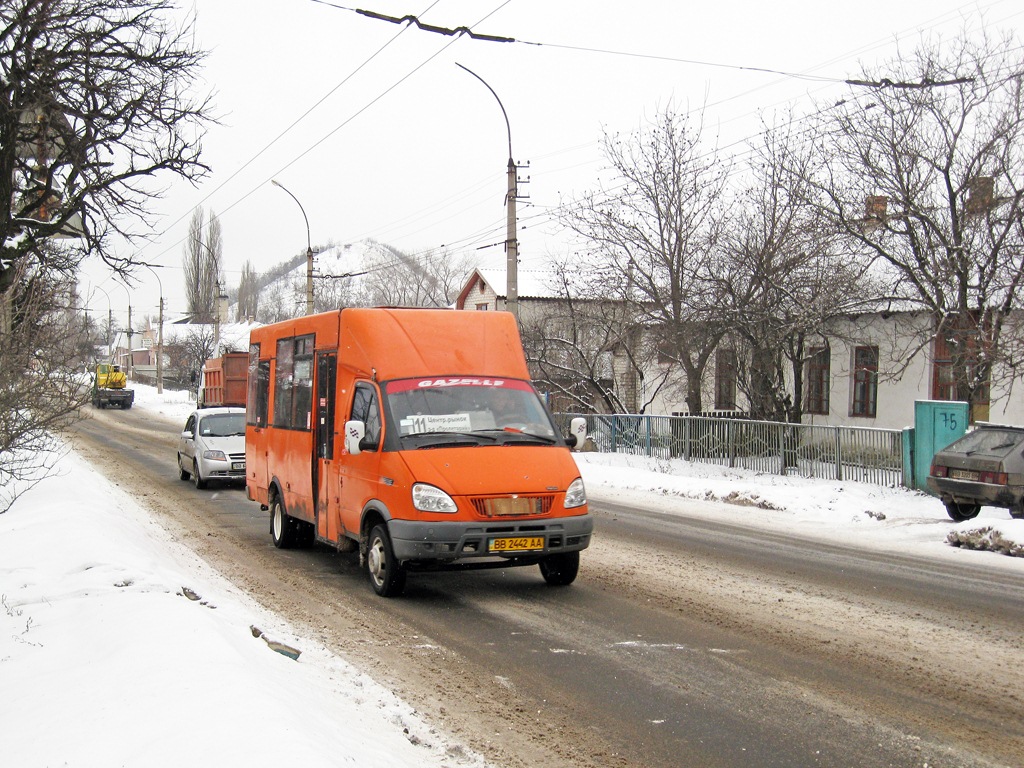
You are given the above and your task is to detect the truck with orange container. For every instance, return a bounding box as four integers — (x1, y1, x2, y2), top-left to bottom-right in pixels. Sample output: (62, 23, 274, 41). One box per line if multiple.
(198, 352, 248, 408)
(245, 307, 591, 596)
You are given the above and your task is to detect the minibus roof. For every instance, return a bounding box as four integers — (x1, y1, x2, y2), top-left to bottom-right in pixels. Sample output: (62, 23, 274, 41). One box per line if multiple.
(250, 307, 532, 382)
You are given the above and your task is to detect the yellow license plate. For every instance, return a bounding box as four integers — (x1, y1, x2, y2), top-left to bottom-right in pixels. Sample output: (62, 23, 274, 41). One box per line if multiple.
(489, 536, 544, 553)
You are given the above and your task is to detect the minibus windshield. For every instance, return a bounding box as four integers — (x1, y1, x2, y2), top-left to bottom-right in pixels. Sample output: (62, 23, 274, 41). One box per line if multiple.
(385, 377, 557, 444)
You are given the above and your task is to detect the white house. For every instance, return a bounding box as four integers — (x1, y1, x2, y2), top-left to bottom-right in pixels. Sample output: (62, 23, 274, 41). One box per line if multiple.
(456, 267, 1024, 429)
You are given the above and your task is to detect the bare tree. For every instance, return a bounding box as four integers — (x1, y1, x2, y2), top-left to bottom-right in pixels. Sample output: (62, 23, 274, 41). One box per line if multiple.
(236, 260, 259, 321)
(719, 117, 871, 421)
(520, 261, 670, 413)
(183, 207, 221, 322)
(0, 255, 90, 512)
(561, 108, 731, 414)
(807, 28, 1024, 418)
(1, 0, 212, 300)
(166, 325, 214, 398)
(361, 242, 471, 307)
(0, 0, 211, 510)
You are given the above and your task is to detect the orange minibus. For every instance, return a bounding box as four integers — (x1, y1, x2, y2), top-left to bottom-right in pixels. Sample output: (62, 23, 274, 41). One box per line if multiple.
(245, 307, 591, 596)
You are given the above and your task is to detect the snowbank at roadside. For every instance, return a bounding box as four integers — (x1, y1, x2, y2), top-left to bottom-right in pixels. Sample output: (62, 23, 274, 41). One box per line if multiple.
(0, 445, 490, 768)
(575, 452, 1024, 567)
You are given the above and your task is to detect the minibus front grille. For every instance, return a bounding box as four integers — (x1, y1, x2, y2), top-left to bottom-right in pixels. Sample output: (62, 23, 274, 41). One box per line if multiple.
(471, 495, 554, 517)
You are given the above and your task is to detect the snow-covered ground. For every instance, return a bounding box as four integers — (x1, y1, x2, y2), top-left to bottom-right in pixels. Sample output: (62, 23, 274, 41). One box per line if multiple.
(2, 385, 1022, 768)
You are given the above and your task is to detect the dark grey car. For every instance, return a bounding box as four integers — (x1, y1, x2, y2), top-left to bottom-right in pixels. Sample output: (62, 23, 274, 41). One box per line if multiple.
(927, 425, 1024, 521)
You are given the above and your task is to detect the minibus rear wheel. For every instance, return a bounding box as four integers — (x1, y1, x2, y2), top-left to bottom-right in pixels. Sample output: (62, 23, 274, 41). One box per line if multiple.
(271, 496, 297, 549)
(367, 524, 407, 597)
(539, 551, 579, 586)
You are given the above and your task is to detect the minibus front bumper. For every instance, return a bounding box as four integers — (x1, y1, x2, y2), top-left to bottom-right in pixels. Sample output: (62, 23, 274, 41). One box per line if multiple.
(388, 514, 593, 564)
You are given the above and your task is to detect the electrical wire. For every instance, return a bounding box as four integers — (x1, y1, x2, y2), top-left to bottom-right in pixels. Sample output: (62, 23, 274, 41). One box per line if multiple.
(132, 0, 1018, 303)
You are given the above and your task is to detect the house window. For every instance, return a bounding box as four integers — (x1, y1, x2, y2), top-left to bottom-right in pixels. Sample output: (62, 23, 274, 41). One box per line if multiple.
(932, 323, 990, 421)
(851, 345, 878, 418)
(657, 340, 675, 365)
(715, 348, 737, 411)
(476, 302, 489, 311)
(805, 347, 830, 415)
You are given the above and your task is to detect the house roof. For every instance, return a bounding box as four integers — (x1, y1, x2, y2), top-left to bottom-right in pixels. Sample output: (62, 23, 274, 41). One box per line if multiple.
(456, 267, 562, 308)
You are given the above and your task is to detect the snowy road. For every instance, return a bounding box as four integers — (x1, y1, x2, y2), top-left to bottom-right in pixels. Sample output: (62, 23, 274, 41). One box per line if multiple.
(69, 405, 1024, 768)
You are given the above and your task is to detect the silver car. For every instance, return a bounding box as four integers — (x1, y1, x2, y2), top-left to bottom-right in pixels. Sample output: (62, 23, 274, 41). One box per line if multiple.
(177, 407, 246, 489)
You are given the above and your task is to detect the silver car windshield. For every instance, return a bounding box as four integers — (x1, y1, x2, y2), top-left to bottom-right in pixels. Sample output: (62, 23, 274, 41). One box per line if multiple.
(198, 413, 246, 437)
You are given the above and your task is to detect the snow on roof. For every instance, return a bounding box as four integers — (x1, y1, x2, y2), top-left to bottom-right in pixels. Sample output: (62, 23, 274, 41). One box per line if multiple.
(476, 267, 560, 300)
(158, 321, 260, 352)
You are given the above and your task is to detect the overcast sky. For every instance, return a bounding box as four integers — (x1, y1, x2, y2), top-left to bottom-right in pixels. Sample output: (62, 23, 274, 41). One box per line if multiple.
(80, 0, 1022, 327)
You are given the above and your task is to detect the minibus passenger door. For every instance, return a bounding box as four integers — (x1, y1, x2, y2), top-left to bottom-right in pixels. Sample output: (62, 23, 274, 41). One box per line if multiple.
(247, 358, 271, 494)
(314, 351, 337, 540)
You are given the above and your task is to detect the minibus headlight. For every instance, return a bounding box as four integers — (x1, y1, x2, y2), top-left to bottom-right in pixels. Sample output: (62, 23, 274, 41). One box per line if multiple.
(564, 477, 587, 509)
(412, 483, 458, 513)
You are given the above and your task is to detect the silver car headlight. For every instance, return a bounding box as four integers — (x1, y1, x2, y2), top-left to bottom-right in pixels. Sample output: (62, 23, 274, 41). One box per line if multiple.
(564, 477, 587, 509)
(203, 449, 228, 462)
(412, 483, 458, 513)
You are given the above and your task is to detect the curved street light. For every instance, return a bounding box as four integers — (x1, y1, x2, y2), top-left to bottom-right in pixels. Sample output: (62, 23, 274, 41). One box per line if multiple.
(141, 262, 165, 394)
(115, 279, 133, 380)
(271, 179, 314, 316)
(89, 283, 113, 356)
(456, 63, 519, 321)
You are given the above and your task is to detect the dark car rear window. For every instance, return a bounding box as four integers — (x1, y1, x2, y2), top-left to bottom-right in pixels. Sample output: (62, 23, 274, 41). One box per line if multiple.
(946, 428, 1024, 457)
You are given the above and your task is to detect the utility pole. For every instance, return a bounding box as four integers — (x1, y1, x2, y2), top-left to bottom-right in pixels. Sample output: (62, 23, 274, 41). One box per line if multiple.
(505, 157, 518, 320)
(126, 300, 133, 380)
(157, 293, 164, 393)
(143, 263, 165, 394)
(214, 278, 221, 358)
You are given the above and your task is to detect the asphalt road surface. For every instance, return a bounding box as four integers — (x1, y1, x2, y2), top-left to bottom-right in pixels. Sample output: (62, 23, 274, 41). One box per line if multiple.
(69, 405, 1024, 768)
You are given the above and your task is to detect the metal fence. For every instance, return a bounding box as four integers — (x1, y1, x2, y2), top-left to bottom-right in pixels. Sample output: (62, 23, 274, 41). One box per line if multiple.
(554, 413, 905, 487)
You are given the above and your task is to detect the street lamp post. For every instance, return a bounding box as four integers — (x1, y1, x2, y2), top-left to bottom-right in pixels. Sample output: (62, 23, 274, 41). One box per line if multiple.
(457, 63, 519, 321)
(90, 284, 113, 357)
(271, 179, 314, 316)
(142, 263, 165, 394)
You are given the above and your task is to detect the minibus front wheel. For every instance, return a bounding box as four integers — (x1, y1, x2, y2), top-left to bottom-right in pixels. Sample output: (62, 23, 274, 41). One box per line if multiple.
(367, 524, 407, 597)
(539, 551, 580, 586)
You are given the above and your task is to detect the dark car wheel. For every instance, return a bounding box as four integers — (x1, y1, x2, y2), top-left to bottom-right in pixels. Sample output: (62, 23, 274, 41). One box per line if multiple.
(177, 454, 190, 481)
(944, 501, 981, 522)
(366, 523, 406, 597)
(539, 551, 580, 586)
(192, 460, 207, 490)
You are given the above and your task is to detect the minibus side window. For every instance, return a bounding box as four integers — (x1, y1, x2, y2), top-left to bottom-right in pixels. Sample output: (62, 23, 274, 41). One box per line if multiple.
(247, 343, 270, 427)
(351, 383, 381, 449)
(273, 338, 294, 428)
(291, 335, 314, 430)
(271, 334, 315, 430)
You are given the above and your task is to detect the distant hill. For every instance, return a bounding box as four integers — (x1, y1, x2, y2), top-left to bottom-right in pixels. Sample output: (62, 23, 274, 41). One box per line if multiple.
(229, 239, 473, 323)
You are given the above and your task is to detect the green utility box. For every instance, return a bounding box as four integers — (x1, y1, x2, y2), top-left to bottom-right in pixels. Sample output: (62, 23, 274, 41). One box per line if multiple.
(906, 400, 969, 492)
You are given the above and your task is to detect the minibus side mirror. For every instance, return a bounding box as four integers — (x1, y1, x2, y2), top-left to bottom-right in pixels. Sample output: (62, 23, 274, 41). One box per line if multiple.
(344, 420, 365, 455)
(566, 417, 587, 450)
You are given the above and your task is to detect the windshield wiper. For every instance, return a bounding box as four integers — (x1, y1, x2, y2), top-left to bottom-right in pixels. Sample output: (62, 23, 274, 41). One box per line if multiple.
(988, 440, 1018, 451)
(500, 432, 558, 444)
(405, 431, 499, 448)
